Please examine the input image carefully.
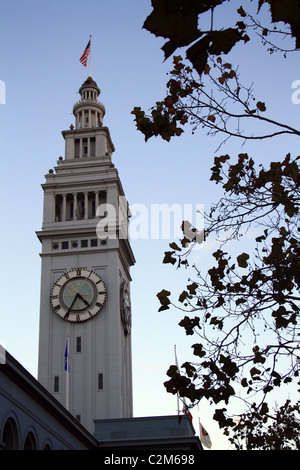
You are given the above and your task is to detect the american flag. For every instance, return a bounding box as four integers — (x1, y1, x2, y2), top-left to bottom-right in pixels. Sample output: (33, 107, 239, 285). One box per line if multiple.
(79, 39, 91, 66)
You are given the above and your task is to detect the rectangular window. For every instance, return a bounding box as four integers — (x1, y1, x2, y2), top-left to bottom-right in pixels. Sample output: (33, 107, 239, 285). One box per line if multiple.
(55, 195, 62, 222)
(98, 373, 104, 390)
(90, 137, 95, 156)
(80, 200, 85, 219)
(90, 239, 98, 247)
(81, 239, 88, 248)
(92, 200, 96, 217)
(54, 376, 59, 393)
(61, 241, 69, 250)
(83, 138, 88, 156)
(69, 201, 74, 220)
(75, 415, 81, 423)
(75, 139, 80, 158)
(76, 336, 82, 353)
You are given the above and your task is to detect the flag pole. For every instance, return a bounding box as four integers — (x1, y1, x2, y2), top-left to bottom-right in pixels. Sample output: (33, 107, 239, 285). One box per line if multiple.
(65, 335, 70, 411)
(88, 35, 92, 77)
(174, 344, 194, 422)
(174, 345, 180, 415)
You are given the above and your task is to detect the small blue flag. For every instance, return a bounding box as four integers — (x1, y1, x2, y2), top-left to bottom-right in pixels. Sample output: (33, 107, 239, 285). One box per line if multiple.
(64, 339, 69, 372)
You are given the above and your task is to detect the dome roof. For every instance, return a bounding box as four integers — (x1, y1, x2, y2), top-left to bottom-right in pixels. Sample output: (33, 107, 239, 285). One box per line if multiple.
(79, 76, 100, 94)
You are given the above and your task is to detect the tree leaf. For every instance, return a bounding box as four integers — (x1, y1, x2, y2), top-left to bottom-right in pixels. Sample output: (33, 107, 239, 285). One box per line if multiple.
(220, 355, 239, 378)
(213, 408, 235, 428)
(266, 0, 300, 49)
(169, 241, 182, 251)
(237, 252, 250, 268)
(261, 402, 269, 415)
(250, 367, 261, 378)
(186, 35, 210, 76)
(257, 101, 267, 112)
(178, 290, 189, 303)
(237, 6, 246, 17)
(208, 28, 244, 55)
(186, 28, 244, 75)
(157, 289, 171, 311)
(179, 316, 200, 335)
(163, 251, 177, 265)
(143, 0, 205, 60)
(192, 343, 206, 358)
(187, 282, 198, 295)
(241, 378, 248, 388)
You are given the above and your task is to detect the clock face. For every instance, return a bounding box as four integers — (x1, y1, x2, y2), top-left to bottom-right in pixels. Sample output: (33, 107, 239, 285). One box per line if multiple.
(120, 282, 131, 336)
(51, 268, 106, 322)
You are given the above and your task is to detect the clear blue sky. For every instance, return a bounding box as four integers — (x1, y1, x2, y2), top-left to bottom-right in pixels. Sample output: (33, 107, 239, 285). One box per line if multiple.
(0, 0, 299, 449)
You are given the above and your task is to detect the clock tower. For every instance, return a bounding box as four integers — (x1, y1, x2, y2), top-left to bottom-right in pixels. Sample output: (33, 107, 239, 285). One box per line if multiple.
(37, 77, 135, 434)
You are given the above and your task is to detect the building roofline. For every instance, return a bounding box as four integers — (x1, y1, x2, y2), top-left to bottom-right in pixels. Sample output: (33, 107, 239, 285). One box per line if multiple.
(0, 349, 98, 449)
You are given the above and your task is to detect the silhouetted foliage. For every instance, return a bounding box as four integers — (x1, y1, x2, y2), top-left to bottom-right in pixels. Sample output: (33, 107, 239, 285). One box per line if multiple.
(133, 1, 300, 449)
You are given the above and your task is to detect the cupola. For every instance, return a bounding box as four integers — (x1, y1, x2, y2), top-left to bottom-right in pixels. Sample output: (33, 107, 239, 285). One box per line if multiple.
(73, 77, 106, 129)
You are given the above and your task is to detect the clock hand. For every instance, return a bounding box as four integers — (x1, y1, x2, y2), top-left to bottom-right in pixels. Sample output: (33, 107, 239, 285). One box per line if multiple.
(77, 293, 91, 307)
(64, 293, 80, 319)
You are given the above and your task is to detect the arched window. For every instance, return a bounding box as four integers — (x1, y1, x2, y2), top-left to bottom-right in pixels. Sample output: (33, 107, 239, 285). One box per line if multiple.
(23, 431, 37, 450)
(2, 418, 19, 450)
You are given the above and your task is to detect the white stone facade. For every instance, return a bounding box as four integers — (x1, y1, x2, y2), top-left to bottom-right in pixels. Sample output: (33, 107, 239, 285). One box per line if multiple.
(37, 77, 135, 434)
